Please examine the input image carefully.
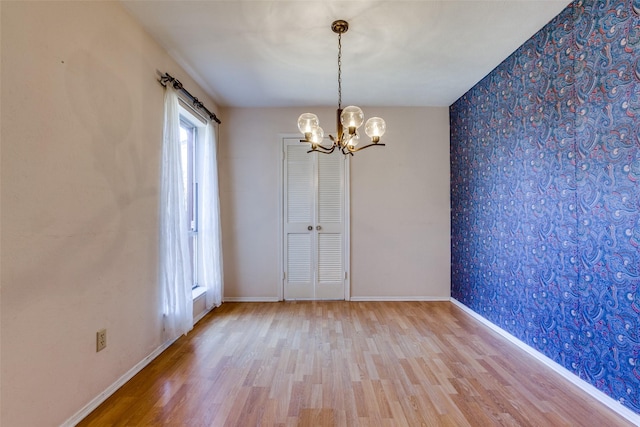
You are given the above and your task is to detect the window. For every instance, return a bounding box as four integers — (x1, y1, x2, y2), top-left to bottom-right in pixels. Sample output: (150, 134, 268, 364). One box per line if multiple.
(179, 115, 199, 289)
(161, 87, 222, 339)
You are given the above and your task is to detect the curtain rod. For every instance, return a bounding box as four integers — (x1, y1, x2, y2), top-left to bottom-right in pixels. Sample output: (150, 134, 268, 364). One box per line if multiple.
(158, 72, 221, 124)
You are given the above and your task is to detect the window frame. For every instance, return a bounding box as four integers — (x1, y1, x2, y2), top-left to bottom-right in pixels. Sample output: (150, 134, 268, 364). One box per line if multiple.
(178, 103, 206, 291)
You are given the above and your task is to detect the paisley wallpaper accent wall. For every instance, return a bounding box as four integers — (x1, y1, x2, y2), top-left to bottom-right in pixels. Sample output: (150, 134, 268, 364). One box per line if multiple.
(450, 0, 640, 413)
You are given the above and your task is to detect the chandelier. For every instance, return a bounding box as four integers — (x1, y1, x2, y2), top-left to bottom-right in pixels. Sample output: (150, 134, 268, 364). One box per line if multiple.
(297, 20, 386, 155)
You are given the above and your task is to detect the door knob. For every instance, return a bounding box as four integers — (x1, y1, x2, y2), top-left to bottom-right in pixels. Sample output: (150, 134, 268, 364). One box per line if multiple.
(308, 226, 313, 231)
(316, 225, 322, 230)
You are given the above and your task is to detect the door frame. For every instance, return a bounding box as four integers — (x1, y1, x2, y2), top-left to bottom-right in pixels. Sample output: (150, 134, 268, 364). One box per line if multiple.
(278, 134, 351, 301)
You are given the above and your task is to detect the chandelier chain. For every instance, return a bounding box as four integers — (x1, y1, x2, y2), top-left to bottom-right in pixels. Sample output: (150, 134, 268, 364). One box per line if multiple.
(337, 32, 342, 110)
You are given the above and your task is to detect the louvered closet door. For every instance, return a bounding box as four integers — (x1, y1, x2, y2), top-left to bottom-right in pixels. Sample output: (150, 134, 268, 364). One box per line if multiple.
(283, 138, 347, 300)
(315, 151, 345, 298)
(284, 142, 314, 299)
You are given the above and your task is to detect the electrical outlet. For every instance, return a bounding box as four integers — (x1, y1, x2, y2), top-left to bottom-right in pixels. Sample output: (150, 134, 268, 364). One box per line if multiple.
(96, 329, 107, 352)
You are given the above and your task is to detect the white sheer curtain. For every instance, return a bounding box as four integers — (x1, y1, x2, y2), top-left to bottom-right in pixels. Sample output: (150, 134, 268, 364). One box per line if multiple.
(197, 121, 223, 309)
(159, 87, 193, 340)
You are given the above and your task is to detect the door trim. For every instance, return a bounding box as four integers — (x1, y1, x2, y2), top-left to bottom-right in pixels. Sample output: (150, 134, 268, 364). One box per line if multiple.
(343, 147, 351, 301)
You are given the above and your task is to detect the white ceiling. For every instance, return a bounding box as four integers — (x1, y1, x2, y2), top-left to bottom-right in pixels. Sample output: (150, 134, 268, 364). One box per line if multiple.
(121, 1, 571, 108)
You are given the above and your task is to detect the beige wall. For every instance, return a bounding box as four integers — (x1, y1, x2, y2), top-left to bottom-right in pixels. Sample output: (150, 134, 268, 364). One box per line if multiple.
(220, 107, 450, 300)
(1, 2, 450, 424)
(1, 2, 218, 426)
(350, 107, 450, 299)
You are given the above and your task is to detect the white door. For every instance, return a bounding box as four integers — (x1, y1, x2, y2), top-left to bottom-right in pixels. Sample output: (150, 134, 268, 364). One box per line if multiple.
(283, 137, 349, 300)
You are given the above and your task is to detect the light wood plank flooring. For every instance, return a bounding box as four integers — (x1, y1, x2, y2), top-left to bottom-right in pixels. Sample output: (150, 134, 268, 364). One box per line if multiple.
(78, 302, 633, 426)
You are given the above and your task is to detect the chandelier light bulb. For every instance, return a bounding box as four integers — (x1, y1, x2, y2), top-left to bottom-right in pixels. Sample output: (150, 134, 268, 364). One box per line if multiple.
(298, 113, 320, 134)
(340, 106, 364, 133)
(348, 132, 360, 149)
(365, 117, 386, 143)
(309, 126, 324, 144)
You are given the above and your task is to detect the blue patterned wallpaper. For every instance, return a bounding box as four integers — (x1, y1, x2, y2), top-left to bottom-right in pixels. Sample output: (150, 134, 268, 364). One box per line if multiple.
(450, 0, 640, 413)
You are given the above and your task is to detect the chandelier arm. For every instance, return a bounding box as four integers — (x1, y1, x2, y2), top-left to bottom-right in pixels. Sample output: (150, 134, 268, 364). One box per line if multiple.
(308, 144, 337, 154)
(340, 146, 355, 156)
(343, 142, 386, 154)
(300, 137, 335, 152)
(310, 148, 338, 155)
(308, 135, 338, 153)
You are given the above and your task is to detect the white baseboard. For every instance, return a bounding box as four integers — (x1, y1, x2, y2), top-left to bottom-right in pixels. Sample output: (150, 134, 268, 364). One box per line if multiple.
(61, 306, 214, 427)
(450, 298, 640, 426)
(223, 296, 452, 303)
(350, 296, 451, 302)
(60, 338, 177, 427)
(223, 296, 280, 302)
(193, 305, 214, 324)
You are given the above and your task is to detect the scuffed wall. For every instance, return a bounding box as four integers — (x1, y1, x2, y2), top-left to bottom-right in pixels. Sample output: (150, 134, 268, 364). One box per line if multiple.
(1, 1, 217, 425)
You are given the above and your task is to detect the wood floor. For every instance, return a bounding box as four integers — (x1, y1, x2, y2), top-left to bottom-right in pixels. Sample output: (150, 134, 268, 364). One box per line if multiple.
(78, 301, 633, 426)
